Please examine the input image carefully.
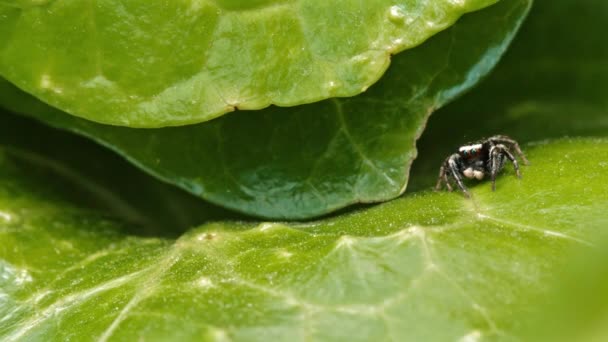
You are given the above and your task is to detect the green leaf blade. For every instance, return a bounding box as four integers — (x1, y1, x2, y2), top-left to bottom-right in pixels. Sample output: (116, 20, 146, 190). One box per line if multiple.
(1, 138, 606, 341)
(0, 0, 531, 219)
(0, 0, 498, 127)
(3, 0, 608, 340)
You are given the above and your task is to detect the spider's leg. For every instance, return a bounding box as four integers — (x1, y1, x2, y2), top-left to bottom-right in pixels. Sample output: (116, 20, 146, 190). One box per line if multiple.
(490, 145, 521, 191)
(436, 159, 455, 192)
(489, 146, 499, 191)
(444, 173, 453, 192)
(447, 156, 469, 197)
(489, 135, 529, 165)
(497, 145, 521, 178)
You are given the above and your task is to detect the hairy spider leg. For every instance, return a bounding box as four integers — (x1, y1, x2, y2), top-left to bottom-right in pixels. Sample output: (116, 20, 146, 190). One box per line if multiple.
(443, 172, 453, 191)
(435, 164, 453, 192)
(489, 135, 529, 165)
(489, 146, 501, 191)
(489, 144, 521, 191)
(447, 154, 470, 197)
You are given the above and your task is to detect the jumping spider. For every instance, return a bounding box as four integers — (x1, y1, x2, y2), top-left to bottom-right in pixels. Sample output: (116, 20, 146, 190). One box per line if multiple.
(435, 135, 529, 197)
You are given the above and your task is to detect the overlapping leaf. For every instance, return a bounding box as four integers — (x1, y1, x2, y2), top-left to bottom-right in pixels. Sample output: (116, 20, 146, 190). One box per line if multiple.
(2, 0, 608, 339)
(0, 112, 238, 235)
(0, 0, 496, 126)
(0, 0, 531, 219)
(409, 0, 608, 189)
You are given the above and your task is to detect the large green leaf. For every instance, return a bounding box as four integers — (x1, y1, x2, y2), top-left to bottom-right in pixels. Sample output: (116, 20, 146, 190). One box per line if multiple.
(0, 0, 497, 127)
(0, 0, 530, 219)
(1, 138, 606, 341)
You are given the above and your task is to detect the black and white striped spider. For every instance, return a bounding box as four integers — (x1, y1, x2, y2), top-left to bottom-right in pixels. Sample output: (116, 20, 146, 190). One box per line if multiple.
(435, 135, 529, 197)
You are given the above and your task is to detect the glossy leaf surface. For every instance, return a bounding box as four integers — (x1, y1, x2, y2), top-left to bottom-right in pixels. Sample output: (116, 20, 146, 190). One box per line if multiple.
(2, 0, 608, 339)
(0, 0, 496, 126)
(0, 0, 530, 219)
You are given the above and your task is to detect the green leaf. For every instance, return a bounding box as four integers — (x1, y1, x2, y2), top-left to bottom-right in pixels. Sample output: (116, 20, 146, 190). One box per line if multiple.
(2, 0, 607, 339)
(0, 0, 531, 219)
(0, 110, 239, 236)
(1, 137, 606, 341)
(0, 0, 497, 127)
(409, 0, 608, 190)
(518, 235, 608, 342)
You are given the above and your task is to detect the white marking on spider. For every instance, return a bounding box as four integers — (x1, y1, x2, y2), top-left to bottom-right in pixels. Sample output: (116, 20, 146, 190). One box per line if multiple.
(473, 170, 485, 180)
(463, 168, 484, 180)
(459, 144, 483, 153)
(463, 168, 475, 179)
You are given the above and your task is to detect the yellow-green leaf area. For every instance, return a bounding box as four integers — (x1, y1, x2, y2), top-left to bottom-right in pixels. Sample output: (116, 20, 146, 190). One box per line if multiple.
(1, 138, 606, 340)
(0, 0, 496, 127)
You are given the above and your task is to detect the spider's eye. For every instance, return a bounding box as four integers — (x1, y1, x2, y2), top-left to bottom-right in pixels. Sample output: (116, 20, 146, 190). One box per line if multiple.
(471, 148, 476, 154)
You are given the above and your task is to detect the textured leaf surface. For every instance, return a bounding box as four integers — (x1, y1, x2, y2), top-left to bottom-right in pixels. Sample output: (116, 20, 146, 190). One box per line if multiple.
(1, 138, 607, 341)
(0, 0, 496, 127)
(2, 1, 607, 339)
(0, 0, 530, 219)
